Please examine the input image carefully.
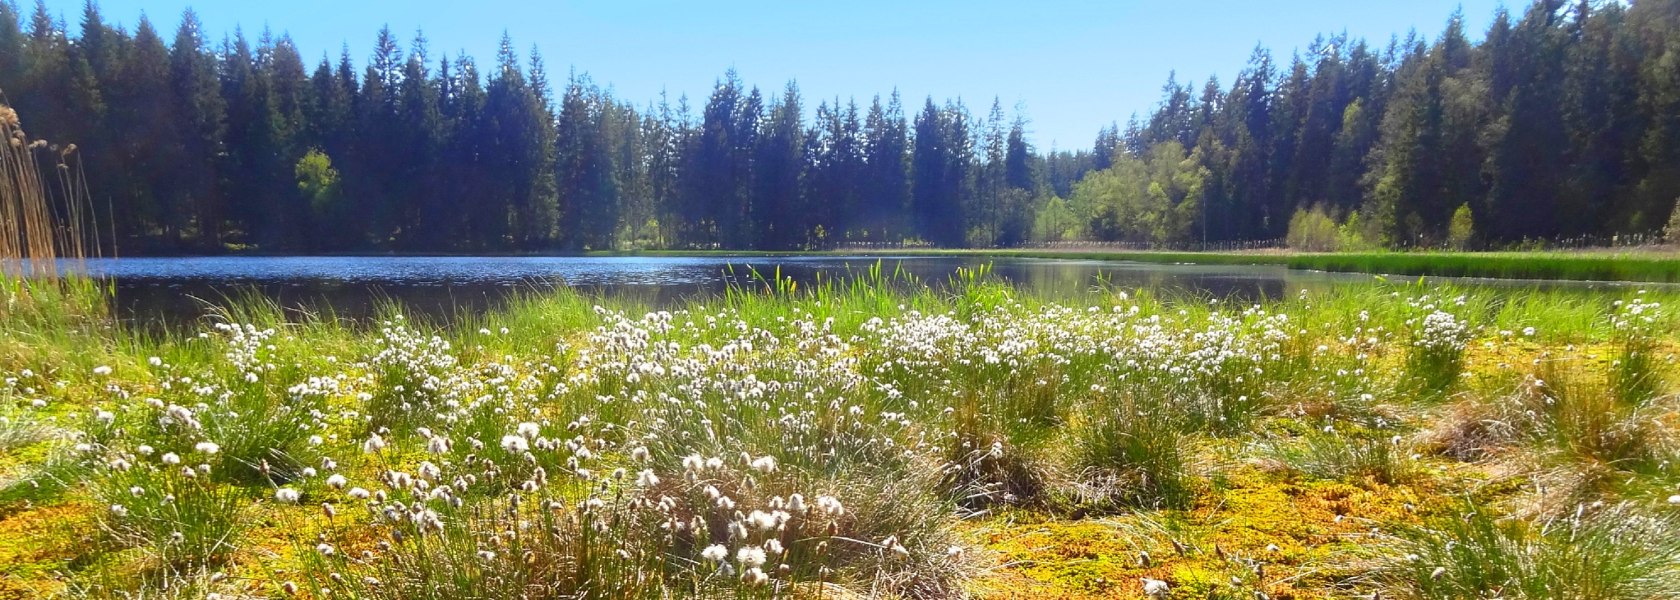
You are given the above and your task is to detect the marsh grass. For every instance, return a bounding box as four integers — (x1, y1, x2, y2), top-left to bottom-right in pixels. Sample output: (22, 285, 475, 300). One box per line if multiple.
(1259, 426, 1418, 485)
(7, 259, 1680, 598)
(1072, 400, 1196, 510)
(1374, 501, 1680, 600)
(94, 455, 251, 572)
(0, 95, 103, 355)
(937, 248, 1680, 283)
(0, 411, 51, 453)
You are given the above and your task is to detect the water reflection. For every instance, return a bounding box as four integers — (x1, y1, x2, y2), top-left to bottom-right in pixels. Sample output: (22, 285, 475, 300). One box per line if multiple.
(69, 255, 1656, 326)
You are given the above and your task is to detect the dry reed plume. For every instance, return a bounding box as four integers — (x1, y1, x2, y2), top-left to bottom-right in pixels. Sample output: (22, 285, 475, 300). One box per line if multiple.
(0, 88, 98, 281)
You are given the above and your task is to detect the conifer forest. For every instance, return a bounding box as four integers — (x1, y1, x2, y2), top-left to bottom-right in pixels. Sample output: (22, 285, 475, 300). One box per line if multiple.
(5, 0, 1680, 253)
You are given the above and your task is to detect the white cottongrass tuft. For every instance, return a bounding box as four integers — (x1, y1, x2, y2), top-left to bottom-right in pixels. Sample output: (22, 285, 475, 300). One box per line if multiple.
(636, 469, 659, 487)
(1142, 577, 1170, 598)
(736, 545, 768, 568)
(701, 544, 729, 563)
(517, 422, 541, 439)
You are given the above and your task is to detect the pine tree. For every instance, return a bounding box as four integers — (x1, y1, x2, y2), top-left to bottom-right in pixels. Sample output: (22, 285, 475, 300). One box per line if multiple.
(686, 70, 748, 246)
(1091, 123, 1119, 171)
(442, 52, 486, 249)
(479, 33, 556, 249)
(220, 29, 289, 247)
(998, 112, 1036, 246)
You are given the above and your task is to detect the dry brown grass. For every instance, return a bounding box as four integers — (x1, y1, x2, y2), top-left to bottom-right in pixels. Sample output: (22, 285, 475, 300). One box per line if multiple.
(0, 91, 97, 280)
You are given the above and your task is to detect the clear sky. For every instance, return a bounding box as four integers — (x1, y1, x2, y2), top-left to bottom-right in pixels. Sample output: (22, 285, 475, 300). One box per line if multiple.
(43, 0, 1507, 150)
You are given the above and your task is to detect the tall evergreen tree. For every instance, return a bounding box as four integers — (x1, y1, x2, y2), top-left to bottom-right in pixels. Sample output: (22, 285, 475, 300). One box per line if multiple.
(754, 81, 805, 249)
(859, 91, 909, 242)
(169, 8, 226, 248)
(555, 74, 617, 249)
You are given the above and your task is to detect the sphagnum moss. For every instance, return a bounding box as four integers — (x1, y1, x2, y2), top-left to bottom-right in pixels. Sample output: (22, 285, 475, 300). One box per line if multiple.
(0, 277, 1676, 599)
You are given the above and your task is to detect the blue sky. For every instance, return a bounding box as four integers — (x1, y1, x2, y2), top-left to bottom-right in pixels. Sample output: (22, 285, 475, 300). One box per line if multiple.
(45, 0, 1505, 149)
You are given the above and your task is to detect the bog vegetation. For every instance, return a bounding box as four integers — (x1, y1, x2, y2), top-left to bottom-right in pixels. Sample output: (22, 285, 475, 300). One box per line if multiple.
(3, 0, 1680, 252)
(3, 255, 1680, 598)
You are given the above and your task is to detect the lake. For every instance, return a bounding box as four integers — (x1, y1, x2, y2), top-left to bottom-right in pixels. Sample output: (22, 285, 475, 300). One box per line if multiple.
(72, 255, 1662, 325)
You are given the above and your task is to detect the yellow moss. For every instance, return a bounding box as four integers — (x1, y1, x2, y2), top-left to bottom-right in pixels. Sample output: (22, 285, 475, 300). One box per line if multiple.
(0, 501, 96, 598)
(968, 461, 1476, 599)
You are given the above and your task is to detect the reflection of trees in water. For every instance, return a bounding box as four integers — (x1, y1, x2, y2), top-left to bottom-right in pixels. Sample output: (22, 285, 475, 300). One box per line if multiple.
(108, 258, 1342, 328)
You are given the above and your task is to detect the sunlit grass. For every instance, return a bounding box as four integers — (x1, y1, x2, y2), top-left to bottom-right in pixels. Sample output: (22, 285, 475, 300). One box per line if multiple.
(1, 269, 1677, 598)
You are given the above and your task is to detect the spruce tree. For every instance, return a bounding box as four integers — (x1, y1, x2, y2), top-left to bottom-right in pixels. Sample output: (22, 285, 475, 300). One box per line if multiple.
(169, 8, 226, 249)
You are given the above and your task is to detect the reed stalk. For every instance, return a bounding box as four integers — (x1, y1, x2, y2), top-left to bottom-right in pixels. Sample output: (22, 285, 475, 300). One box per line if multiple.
(0, 90, 97, 281)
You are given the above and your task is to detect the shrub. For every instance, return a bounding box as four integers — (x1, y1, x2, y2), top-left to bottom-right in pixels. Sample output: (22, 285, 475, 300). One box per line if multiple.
(1446, 203, 1475, 250)
(1663, 197, 1680, 243)
(1287, 205, 1341, 252)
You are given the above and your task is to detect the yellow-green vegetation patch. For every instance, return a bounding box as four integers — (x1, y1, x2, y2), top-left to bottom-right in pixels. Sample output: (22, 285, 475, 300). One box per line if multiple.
(2, 277, 1678, 598)
(0, 501, 96, 598)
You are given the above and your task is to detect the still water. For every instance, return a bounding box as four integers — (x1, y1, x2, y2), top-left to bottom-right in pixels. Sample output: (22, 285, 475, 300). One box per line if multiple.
(72, 255, 1654, 325)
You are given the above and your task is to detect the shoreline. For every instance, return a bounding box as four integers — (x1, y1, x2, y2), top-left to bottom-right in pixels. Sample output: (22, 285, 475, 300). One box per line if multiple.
(64, 247, 1680, 283)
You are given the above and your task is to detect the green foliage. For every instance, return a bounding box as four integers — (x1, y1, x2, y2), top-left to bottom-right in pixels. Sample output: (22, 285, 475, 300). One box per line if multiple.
(1031, 194, 1081, 242)
(1286, 205, 1341, 251)
(3, 0, 1680, 251)
(1663, 198, 1680, 243)
(1068, 141, 1207, 245)
(1379, 502, 1680, 600)
(1339, 209, 1379, 250)
(294, 148, 341, 216)
(1447, 203, 1475, 250)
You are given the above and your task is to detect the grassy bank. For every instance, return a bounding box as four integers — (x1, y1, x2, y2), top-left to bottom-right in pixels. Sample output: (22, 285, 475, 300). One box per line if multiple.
(2, 271, 1679, 599)
(593, 248, 1680, 283)
(973, 249, 1680, 283)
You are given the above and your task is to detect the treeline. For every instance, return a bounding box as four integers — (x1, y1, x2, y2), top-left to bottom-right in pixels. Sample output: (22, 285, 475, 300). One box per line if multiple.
(3, 1, 1679, 253)
(0, 1, 1072, 252)
(1070, 0, 1680, 249)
